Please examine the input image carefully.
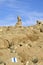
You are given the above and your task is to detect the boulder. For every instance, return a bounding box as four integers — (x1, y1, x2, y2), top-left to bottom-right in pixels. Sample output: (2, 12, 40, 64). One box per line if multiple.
(40, 24, 43, 32)
(0, 38, 9, 49)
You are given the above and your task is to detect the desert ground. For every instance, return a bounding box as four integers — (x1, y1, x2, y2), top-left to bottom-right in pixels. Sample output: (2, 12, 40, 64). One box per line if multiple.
(0, 17, 43, 65)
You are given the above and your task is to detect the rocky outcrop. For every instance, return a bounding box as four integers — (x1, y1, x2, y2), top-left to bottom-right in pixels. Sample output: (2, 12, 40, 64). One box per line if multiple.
(0, 17, 43, 65)
(15, 16, 22, 27)
(0, 38, 9, 49)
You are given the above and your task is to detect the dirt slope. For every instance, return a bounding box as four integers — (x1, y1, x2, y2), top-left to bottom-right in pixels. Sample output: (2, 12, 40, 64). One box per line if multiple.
(0, 17, 43, 65)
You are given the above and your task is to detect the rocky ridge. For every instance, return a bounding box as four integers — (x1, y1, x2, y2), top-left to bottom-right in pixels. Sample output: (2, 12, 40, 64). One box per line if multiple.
(0, 16, 43, 65)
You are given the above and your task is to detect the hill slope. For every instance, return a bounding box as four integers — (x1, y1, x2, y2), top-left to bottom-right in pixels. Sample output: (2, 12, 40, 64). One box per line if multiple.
(0, 17, 43, 65)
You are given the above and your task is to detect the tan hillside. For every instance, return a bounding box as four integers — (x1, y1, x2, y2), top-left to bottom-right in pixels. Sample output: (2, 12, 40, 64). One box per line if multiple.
(0, 16, 43, 65)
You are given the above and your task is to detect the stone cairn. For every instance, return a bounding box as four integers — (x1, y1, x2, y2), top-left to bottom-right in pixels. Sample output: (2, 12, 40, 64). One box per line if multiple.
(15, 16, 22, 27)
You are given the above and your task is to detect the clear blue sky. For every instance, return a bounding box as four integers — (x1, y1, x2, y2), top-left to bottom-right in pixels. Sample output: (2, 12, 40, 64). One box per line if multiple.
(0, 0, 43, 26)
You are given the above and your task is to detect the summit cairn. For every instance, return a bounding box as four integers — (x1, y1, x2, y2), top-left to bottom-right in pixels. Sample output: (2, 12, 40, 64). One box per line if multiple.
(15, 16, 22, 27)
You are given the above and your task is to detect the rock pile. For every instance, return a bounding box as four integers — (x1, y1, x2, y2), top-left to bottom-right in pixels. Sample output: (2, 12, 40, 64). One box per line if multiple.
(15, 16, 22, 27)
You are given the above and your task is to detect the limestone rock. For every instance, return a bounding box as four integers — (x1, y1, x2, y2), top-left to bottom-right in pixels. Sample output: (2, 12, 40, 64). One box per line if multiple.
(36, 20, 42, 25)
(15, 16, 22, 27)
(40, 24, 43, 32)
(32, 56, 38, 64)
(0, 38, 9, 49)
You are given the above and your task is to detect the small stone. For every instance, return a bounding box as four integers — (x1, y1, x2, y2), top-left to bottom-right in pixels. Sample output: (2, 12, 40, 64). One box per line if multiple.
(32, 56, 38, 64)
(26, 61, 34, 65)
(26, 61, 29, 65)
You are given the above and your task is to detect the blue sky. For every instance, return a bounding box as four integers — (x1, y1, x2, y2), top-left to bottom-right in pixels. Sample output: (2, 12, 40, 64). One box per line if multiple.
(0, 0, 43, 26)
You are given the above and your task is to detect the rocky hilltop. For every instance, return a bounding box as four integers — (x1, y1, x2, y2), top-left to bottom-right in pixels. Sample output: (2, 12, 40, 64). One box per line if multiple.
(0, 16, 43, 65)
